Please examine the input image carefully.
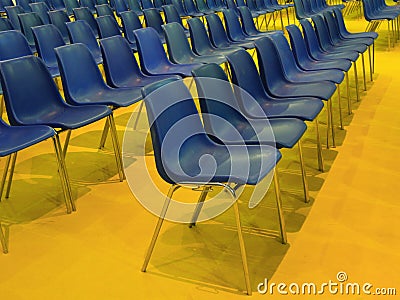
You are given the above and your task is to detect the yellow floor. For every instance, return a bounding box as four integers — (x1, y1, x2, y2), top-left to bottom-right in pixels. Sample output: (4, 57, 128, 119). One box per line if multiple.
(1, 13, 400, 299)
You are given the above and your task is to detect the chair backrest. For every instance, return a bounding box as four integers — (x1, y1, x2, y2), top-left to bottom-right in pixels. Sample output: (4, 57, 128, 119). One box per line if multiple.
(286, 24, 314, 66)
(183, 0, 200, 14)
(141, 77, 211, 184)
(114, 0, 129, 15)
(299, 18, 325, 57)
(127, 0, 143, 14)
(133, 27, 172, 74)
(64, 0, 80, 15)
(196, 0, 211, 13)
(153, 0, 164, 9)
(322, 10, 342, 44)
(16, 0, 32, 12)
(293, 0, 308, 19)
(0, 30, 33, 60)
(29, 2, 51, 24)
(237, 6, 258, 35)
(0, 55, 67, 126)
(73, 7, 99, 38)
(162, 4, 184, 26)
(100, 35, 144, 87)
(225, 0, 240, 14)
(222, 8, 247, 41)
(170, 0, 187, 16)
(0, 0, 13, 13)
(311, 14, 335, 48)
(50, 0, 66, 10)
(141, 0, 154, 9)
(55, 43, 108, 104)
(66, 20, 102, 63)
(96, 15, 122, 38)
(95, 3, 115, 16)
(0, 17, 13, 31)
(143, 8, 165, 37)
(80, 0, 97, 13)
(96, 0, 109, 5)
(18, 12, 44, 49)
(205, 13, 231, 48)
(162, 22, 195, 64)
(187, 17, 215, 55)
(32, 24, 65, 71)
(5, 5, 25, 31)
(48, 9, 71, 44)
(120, 10, 142, 43)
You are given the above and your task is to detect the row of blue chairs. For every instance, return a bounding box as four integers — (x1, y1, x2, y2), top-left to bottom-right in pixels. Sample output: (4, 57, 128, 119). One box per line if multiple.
(293, 0, 344, 19)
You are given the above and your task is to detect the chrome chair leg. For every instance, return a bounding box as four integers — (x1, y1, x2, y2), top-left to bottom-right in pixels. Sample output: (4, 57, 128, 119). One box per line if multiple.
(326, 101, 331, 149)
(361, 53, 366, 91)
(0, 155, 12, 200)
(189, 186, 211, 228)
(108, 113, 125, 181)
(133, 101, 144, 130)
(337, 84, 343, 130)
(346, 71, 352, 115)
(62, 129, 72, 158)
(315, 119, 324, 172)
(273, 168, 287, 244)
(329, 98, 336, 148)
(353, 61, 360, 102)
(297, 141, 310, 203)
(52, 135, 74, 213)
(142, 184, 180, 272)
(5, 152, 17, 199)
(232, 200, 252, 296)
(0, 222, 8, 254)
(99, 118, 110, 149)
(368, 45, 373, 81)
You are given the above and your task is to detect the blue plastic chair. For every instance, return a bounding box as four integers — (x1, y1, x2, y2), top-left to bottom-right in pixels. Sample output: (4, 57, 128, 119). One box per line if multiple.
(126, 0, 144, 16)
(163, 22, 226, 65)
(196, 0, 215, 14)
(100, 35, 181, 88)
(187, 17, 242, 57)
(64, 0, 80, 15)
(0, 55, 119, 210)
(0, 0, 13, 14)
(153, 0, 164, 11)
(66, 20, 103, 65)
(206, 0, 226, 12)
(237, 6, 272, 38)
(48, 9, 71, 44)
(183, 0, 204, 17)
(49, 0, 66, 10)
(80, 0, 97, 14)
(16, 0, 32, 12)
(97, 15, 138, 50)
(170, 0, 190, 17)
(205, 13, 254, 49)
(32, 24, 65, 78)
(73, 7, 99, 38)
(140, 77, 284, 296)
(0, 17, 13, 31)
(140, 0, 154, 9)
(120, 10, 142, 46)
(29, 2, 51, 24)
(143, 8, 166, 43)
(162, 4, 190, 37)
(133, 27, 203, 76)
(96, 0, 109, 5)
(5, 5, 25, 31)
(293, 0, 310, 19)
(18, 12, 44, 52)
(222, 8, 261, 44)
(114, 0, 129, 16)
(95, 3, 115, 17)
(192, 63, 311, 201)
(0, 30, 33, 60)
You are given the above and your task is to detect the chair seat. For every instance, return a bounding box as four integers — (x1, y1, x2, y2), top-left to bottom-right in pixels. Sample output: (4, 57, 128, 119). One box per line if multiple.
(0, 123, 55, 156)
(286, 69, 344, 84)
(298, 57, 352, 72)
(269, 80, 337, 100)
(148, 62, 204, 77)
(115, 74, 182, 88)
(33, 104, 112, 130)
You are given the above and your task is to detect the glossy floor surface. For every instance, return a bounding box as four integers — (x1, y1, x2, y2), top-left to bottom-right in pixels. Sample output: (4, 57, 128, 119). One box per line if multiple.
(1, 10, 399, 300)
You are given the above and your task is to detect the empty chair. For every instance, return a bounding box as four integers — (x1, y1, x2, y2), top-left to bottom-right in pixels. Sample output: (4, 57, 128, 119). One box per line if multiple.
(113, 0, 129, 16)
(66, 20, 103, 64)
(162, 4, 189, 37)
(0, 17, 13, 31)
(133, 27, 203, 77)
(163, 22, 226, 65)
(49, 0, 66, 10)
(64, 0, 80, 15)
(0, 55, 121, 210)
(222, 8, 261, 45)
(0, 0, 13, 14)
(80, 0, 97, 13)
(143, 8, 166, 43)
(29, 2, 51, 24)
(196, 0, 215, 14)
(153, 0, 164, 10)
(95, 3, 116, 18)
(73, 7, 99, 38)
(18, 12, 44, 51)
(16, 0, 32, 12)
(238, 6, 272, 38)
(120, 10, 141, 46)
(48, 9, 71, 44)
(0, 30, 33, 60)
(206, 0, 226, 12)
(5, 5, 25, 31)
(141, 0, 154, 9)
(183, 0, 205, 17)
(140, 77, 284, 296)
(126, 0, 144, 16)
(187, 17, 242, 57)
(170, 0, 190, 17)
(96, 0, 109, 5)
(32, 24, 65, 77)
(97, 15, 139, 50)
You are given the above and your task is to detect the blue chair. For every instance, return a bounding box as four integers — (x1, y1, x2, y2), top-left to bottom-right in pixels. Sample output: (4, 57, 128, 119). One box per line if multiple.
(205, 13, 254, 49)
(5, 5, 25, 31)
(162, 4, 189, 37)
(96, 0, 109, 5)
(237, 6, 272, 38)
(73, 7, 99, 38)
(113, 0, 129, 16)
(18, 12, 44, 52)
(0, 119, 74, 218)
(222, 8, 262, 44)
(0, 0, 13, 14)
(187, 17, 242, 57)
(192, 63, 312, 202)
(95, 3, 117, 20)
(96, 15, 122, 38)
(48, 9, 71, 44)
(66, 20, 103, 65)
(162, 22, 226, 65)
(140, 0, 154, 9)
(293, 0, 310, 19)
(206, 0, 226, 12)
(49, 0, 66, 10)
(195, 0, 215, 14)
(0, 30, 33, 60)
(120, 10, 141, 46)
(143, 8, 166, 43)
(255, 36, 338, 148)
(32, 24, 65, 78)
(170, 0, 190, 18)
(153, 0, 164, 11)
(0, 17, 13, 31)
(133, 27, 203, 76)
(126, 0, 144, 16)
(80, 0, 97, 14)
(29, 2, 51, 24)
(140, 77, 284, 296)
(64, 0, 80, 15)
(16, 0, 32, 12)
(183, 0, 204, 17)
(225, 49, 325, 172)
(0, 55, 119, 210)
